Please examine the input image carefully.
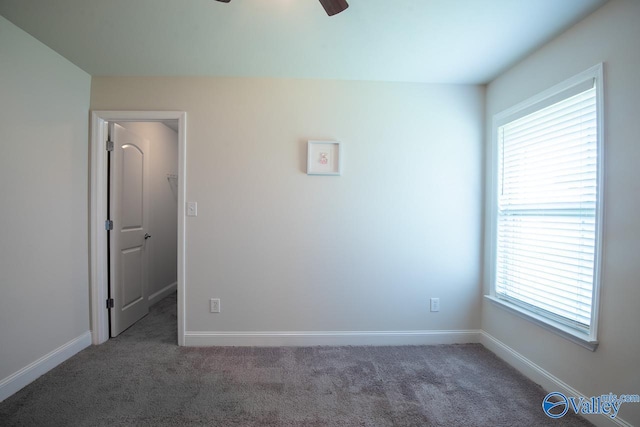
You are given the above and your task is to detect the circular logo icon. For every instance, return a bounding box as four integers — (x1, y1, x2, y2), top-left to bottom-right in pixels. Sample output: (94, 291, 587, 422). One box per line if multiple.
(543, 392, 569, 418)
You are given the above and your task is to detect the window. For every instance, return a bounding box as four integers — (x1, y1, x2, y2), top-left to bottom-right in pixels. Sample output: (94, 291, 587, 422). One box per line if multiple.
(489, 65, 604, 350)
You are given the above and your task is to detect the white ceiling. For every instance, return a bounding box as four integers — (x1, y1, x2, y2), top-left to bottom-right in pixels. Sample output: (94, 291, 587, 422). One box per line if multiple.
(0, 0, 606, 84)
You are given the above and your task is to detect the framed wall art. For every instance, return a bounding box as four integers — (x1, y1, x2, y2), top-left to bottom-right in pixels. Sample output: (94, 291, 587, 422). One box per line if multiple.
(307, 140, 341, 176)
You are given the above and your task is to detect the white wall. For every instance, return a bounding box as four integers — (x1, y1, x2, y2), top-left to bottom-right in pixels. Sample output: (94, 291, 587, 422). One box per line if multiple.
(0, 15, 91, 394)
(91, 77, 485, 341)
(483, 1, 640, 425)
(119, 122, 178, 304)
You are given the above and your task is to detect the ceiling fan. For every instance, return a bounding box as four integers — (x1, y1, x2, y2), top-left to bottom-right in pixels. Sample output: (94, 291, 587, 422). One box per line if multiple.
(214, 0, 349, 16)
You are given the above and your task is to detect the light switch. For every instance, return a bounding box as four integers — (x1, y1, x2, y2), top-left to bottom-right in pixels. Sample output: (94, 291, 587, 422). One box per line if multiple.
(187, 202, 198, 217)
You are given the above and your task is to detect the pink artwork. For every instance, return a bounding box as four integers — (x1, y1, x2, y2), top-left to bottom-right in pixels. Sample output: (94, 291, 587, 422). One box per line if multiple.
(308, 141, 341, 175)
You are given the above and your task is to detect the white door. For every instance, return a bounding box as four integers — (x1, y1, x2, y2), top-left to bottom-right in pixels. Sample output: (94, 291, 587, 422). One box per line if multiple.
(109, 123, 150, 337)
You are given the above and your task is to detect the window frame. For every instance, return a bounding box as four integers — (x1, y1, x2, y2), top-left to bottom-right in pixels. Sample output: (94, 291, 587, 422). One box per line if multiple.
(486, 64, 605, 351)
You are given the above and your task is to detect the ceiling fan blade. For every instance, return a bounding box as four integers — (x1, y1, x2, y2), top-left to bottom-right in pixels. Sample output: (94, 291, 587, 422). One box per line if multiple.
(318, 0, 349, 16)
(214, 0, 348, 16)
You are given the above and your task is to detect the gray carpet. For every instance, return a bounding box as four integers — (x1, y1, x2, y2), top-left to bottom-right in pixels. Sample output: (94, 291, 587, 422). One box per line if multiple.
(0, 293, 593, 426)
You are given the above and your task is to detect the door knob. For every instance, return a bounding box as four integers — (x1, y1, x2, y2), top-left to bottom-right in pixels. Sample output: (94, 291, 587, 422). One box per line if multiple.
(144, 233, 151, 240)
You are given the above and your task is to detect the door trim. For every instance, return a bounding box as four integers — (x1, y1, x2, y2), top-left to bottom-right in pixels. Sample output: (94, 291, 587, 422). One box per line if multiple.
(90, 111, 187, 345)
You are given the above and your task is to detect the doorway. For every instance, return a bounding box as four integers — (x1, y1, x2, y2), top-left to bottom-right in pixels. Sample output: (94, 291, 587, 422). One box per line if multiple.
(90, 111, 187, 346)
(109, 121, 178, 336)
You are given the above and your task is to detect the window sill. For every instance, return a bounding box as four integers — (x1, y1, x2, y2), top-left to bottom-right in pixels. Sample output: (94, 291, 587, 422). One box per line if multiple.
(484, 295, 599, 352)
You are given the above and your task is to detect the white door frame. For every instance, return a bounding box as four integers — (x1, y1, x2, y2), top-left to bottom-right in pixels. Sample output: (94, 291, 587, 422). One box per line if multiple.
(90, 111, 187, 346)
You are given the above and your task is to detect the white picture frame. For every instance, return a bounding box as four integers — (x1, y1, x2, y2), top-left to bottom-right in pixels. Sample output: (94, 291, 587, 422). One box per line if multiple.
(307, 141, 341, 176)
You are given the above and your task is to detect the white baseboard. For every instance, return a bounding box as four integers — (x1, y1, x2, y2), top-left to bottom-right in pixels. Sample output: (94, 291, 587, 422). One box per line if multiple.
(184, 329, 482, 347)
(0, 331, 91, 403)
(148, 281, 177, 306)
(480, 331, 632, 427)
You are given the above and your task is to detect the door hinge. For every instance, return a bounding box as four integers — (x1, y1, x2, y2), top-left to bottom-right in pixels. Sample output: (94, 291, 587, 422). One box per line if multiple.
(105, 220, 113, 231)
(106, 298, 114, 309)
(106, 139, 114, 151)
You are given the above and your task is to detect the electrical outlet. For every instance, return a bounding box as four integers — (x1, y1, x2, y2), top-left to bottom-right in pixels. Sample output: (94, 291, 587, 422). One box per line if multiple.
(210, 298, 220, 313)
(430, 297, 440, 312)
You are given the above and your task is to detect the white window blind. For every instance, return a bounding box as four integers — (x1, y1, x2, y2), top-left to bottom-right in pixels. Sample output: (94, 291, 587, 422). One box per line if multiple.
(496, 80, 599, 332)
